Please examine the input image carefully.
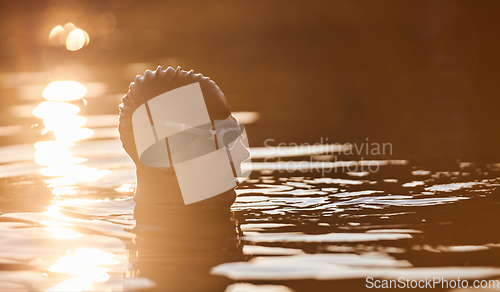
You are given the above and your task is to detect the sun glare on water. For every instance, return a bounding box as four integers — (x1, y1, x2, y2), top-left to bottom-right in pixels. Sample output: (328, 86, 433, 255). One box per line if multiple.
(48, 248, 119, 291)
(33, 81, 110, 188)
(43, 81, 88, 101)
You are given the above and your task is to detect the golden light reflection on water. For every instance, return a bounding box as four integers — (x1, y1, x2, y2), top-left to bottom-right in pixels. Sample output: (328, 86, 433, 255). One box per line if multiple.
(40, 165, 93, 177)
(33, 81, 111, 189)
(114, 184, 134, 193)
(35, 141, 75, 149)
(54, 128, 94, 142)
(33, 101, 80, 118)
(51, 186, 78, 196)
(37, 191, 122, 290)
(43, 81, 87, 101)
(45, 226, 84, 239)
(39, 220, 72, 227)
(35, 147, 86, 166)
(33, 71, 117, 290)
(43, 205, 72, 221)
(48, 248, 118, 291)
(44, 169, 112, 187)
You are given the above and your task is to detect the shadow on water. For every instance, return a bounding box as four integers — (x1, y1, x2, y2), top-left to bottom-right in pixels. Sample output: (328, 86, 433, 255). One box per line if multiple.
(129, 205, 245, 291)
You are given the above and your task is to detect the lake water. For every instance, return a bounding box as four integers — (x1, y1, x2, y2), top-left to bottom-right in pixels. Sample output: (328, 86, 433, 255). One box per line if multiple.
(1, 135, 500, 291)
(0, 80, 499, 291)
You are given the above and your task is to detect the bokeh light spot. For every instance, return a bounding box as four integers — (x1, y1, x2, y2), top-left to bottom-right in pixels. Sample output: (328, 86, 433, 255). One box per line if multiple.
(66, 29, 87, 51)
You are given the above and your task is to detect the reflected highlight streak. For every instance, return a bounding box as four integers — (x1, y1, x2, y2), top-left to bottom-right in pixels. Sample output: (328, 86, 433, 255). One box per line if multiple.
(44, 169, 111, 187)
(33, 82, 110, 189)
(43, 81, 87, 101)
(48, 248, 118, 291)
(36, 200, 123, 290)
(33, 102, 80, 118)
(45, 226, 83, 239)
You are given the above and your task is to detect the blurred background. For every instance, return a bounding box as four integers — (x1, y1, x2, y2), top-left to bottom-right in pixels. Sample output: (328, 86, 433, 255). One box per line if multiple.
(0, 0, 499, 162)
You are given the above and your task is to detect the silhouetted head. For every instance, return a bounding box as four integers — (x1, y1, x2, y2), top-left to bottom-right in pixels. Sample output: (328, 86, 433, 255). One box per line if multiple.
(119, 66, 248, 208)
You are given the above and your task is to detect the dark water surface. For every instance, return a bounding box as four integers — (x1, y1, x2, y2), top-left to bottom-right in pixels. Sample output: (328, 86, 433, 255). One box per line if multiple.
(0, 72, 498, 292)
(0, 128, 499, 291)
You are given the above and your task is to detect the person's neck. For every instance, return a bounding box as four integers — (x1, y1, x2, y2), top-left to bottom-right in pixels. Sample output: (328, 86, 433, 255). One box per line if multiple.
(133, 166, 237, 209)
(134, 166, 184, 205)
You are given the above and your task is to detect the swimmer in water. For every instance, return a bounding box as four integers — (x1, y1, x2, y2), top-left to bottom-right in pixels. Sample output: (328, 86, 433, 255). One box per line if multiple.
(119, 66, 247, 291)
(118, 66, 250, 210)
